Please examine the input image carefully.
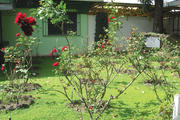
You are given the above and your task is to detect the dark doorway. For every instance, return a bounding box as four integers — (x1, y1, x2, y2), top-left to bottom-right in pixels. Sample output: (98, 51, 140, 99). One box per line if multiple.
(95, 12, 108, 42)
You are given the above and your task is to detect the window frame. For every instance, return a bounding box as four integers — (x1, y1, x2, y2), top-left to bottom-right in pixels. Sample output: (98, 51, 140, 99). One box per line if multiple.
(42, 13, 81, 36)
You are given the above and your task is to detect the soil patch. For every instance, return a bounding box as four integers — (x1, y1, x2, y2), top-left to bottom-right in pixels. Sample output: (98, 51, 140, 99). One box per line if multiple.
(20, 83, 41, 92)
(0, 95, 34, 111)
(66, 100, 109, 113)
(120, 69, 137, 74)
(0, 83, 41, 112)
(143, 79, 165, 86)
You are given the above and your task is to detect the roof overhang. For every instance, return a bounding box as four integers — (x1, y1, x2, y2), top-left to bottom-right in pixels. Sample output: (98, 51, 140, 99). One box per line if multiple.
(70, 0, 142, 4)
(167, 0, 180, 7)
(70, 0, 103, 1)
(0, 3, 14, 10)
(0, 0, 14, 10)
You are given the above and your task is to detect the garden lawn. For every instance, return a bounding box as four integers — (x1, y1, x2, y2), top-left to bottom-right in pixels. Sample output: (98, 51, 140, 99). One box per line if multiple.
(0, 57, 179, 120)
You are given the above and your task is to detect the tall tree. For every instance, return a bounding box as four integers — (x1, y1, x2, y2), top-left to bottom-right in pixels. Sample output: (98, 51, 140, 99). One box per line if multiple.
(141, 0, 164, 33)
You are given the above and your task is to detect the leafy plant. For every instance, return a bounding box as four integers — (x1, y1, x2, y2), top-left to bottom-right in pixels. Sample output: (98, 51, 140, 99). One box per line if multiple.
(33, 1, 146, 119)
(0, 12, 38, 105)
(126, 28, 179, 119)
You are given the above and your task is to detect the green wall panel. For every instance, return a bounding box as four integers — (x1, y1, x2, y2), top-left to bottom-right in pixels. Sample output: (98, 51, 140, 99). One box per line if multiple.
(2, 8, 88, 56)
(0, 0, 12, 4)
(80, 14, 88, 49)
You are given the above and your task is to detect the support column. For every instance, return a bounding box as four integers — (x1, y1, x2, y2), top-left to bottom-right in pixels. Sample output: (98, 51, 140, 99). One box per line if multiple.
(0, 11, 3, 48)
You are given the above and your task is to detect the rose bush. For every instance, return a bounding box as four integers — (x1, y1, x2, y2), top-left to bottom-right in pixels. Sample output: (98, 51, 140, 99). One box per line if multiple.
(126, 28, 179, 119)
(0, 12, 38, 106)
(34, 1, 145, 119)
(34, 0, 179, 119)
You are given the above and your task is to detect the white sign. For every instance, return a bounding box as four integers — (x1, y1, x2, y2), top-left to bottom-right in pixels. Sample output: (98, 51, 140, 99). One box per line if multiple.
(145, 37, 160, 48)
(173, 94, 180, 120)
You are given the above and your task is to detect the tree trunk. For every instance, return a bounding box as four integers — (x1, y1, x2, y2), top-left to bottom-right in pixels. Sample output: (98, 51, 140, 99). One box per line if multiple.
(153, 0, 163, 33)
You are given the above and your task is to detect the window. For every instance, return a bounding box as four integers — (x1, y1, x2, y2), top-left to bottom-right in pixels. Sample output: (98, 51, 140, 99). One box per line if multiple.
(46, 12, 80, 36)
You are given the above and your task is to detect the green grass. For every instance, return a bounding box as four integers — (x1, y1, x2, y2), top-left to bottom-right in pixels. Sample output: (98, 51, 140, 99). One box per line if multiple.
(0, 57, 179, 120)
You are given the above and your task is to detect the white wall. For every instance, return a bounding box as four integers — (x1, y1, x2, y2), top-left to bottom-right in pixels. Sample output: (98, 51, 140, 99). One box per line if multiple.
(87, 15, 153, 48)
(115, 16, 153, 49)
(117, 16, 153, 37)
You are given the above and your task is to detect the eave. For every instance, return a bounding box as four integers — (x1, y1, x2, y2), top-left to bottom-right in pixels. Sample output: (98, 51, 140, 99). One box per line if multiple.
(167, 0, 180, 7)
(0, 0, 14, 10)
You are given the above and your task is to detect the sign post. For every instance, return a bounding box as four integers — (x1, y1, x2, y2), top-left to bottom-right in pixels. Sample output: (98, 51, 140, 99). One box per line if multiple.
(173, 94, 180, 120)
(145, 37, 160, 48)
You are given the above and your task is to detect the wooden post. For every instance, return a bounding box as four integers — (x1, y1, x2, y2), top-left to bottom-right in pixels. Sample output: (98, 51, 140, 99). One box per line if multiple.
(173, 94, 180, 120)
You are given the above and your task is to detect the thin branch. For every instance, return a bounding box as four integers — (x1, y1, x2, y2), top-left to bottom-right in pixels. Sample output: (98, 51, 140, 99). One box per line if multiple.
(107, 62, 125, 87)
(95, 95, 113, 120)
(65, 75, 83, 102)
(115, 68, 145, 99)
(82, 97, 93, 120)
(58, 74, 73, 104)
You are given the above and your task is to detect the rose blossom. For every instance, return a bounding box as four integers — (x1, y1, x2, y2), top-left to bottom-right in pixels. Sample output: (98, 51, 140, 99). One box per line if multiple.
(92, 80, 95, 82)
(16, 33, 20, 37)
(50, 48, 57, 57)
(53, 62, 59, 66)
(1, 66, 5, 71)
(62, 46, 68, 52)
(15, 12, 26, 24)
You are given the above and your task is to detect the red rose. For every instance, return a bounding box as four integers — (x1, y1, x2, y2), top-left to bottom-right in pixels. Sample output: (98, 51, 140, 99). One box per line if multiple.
(108, 16, 115, 23)
(89, 106, 93, 110)
(101, 45, 104, 49)
(53, 62, 59, 67)
(108, 18, 111, 23)
(62, 46, 68, 52)
(15, 12, 26, 24)
(25, 17, 36, 25)
(16, 33, 20, 37)
(1, 48, 5, 51)
(111, 16, 115, 19)
(92, 80, 95, 82)
(15, 12, 36, 36)
(1, 66, 5, 71)
(50, 52, 53, 57)
(50, 48, 57, 57)
(52, 48, 57, 53)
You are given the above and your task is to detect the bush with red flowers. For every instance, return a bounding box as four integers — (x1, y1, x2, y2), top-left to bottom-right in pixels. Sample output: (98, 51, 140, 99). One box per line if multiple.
(15, 12, 36, 36)
(45, 2, 143, 120)
(0, 12, 39, 113)
(1, 12, 39, 109)
(48, 12, 144, 120)
(34, 0, 180, 119)
(126, 28, 180, 108)
(1, 12, 38, 98)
